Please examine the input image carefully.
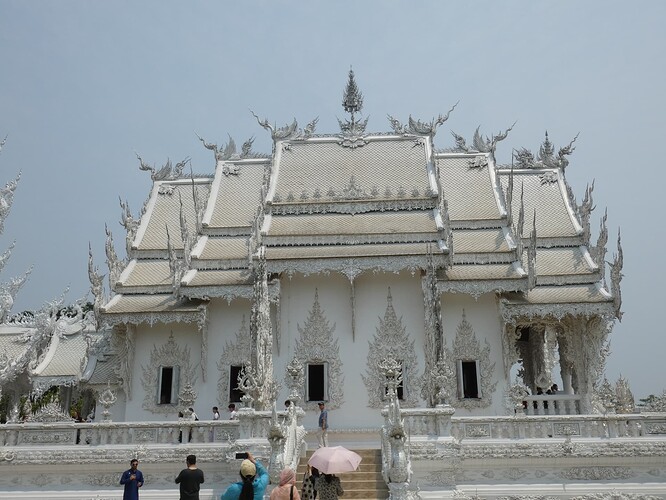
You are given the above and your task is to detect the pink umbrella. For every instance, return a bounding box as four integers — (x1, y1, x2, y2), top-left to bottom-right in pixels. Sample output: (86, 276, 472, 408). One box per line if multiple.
(307, 446, 362, 474)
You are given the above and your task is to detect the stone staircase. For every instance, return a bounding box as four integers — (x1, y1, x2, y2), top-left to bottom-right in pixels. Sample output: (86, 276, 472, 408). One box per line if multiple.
(296, 448, 389, 500)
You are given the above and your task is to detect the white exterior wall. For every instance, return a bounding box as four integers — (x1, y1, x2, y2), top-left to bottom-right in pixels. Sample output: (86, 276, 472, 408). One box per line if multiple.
(124, 281, 511, 424)
(274, 270, 427, 430)
(441, 292, 508, 416)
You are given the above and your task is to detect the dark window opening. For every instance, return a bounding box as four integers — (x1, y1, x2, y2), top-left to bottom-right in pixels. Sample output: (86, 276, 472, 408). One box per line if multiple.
(308, 364, 325, 402)
(461, 361, 480, 399)
(159, 366, 174, 404)
(230, 365, 244, 403)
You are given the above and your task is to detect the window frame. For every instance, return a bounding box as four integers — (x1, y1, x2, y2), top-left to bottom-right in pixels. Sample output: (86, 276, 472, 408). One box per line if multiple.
(157, 365, 180, 405)
(306, 362, 329, 403)
(457, 359, 481, 399)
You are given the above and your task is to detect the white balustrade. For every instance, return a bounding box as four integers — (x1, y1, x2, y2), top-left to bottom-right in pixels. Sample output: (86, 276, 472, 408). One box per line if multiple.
(1, 411, 665, 447)
(523, 394, 581, 415)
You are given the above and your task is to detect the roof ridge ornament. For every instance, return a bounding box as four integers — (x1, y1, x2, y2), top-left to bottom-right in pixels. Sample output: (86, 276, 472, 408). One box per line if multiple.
(513, 132, 579, 170)
(451, 122, 515, 162)
(388, 102, 458, 138)
(610, 229, 623, 321)
(136, 153, 190, 181)
(196, 133, 259, 161)
(338, 69, 369, 148)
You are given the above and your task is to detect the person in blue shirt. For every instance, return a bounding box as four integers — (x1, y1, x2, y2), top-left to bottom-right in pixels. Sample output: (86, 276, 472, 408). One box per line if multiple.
(221, 452, 269, 500)
(120, 458, 144, 500)
(317, 402, 329, 447)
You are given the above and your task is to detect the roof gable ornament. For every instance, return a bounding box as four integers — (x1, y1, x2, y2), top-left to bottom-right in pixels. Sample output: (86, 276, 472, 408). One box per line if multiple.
(0, 172, 20, 235)
(451, 123, 515, 162)
(136, 153, 190, 181)
(197, 133, 260, 162)
(388, 102, 458, 138)
(88, 244, 106, 330)
(513, 132, 579, 170)
(610, 229, 623, 321)
(104, 225, 126, 290)
(337, 69, 369, 149)
(591, 209, 608, 286)
(119, 198, 140, 258)
(579, 181, 595, 245)
(250, 112, 319, 149)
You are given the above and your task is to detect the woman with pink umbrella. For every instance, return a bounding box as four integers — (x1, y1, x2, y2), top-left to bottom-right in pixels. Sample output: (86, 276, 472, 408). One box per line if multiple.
(307, 446, 361, 500)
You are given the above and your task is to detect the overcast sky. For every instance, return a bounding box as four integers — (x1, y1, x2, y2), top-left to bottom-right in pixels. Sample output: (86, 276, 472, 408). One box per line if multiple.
(0, 1, 664, 399)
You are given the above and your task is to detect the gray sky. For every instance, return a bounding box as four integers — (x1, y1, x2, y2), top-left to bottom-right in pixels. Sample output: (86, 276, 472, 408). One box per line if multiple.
(1, 1, 664, 399)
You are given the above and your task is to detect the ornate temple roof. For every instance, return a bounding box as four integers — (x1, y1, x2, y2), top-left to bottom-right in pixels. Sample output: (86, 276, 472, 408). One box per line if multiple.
(96, 75, 621, 323)
(203, 158, 268, 233)
(134, 179, 211, 253)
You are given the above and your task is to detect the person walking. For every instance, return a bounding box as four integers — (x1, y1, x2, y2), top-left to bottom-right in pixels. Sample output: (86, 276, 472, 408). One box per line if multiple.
(175, 454, 205, 500)
(300, 465, 319, 500)
(221, 451, 269, 500)
(212, 406, 220, 420)
(120, 458, 144, 500)
(269, 468, 301, 500)
(317, 402, 328, 448)
(314, 473, 343, 500)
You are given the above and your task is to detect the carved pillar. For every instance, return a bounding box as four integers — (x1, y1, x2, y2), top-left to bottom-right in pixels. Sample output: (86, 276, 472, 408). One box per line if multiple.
(501, 324, 521, 380)
(579, 316, 612, 414)
(250, 255, 277, 410)
(199, 308, 208, 383)
(557, 328, 575, 395)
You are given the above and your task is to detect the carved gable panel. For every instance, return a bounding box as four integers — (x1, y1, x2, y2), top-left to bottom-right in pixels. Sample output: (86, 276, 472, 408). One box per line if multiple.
(294, 290, 344, 410)
(363, 289, 420, 408)
(216, 316, 251, 404)
(445, 311, 497, 410)
(140, 334, 196, 414)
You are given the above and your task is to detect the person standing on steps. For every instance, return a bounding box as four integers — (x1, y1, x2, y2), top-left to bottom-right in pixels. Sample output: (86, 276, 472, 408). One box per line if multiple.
(314, 473, 343, 500)
(317, 402, 328, 448)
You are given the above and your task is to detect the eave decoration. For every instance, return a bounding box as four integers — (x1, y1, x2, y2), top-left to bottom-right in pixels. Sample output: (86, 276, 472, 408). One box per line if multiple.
(294, 289, 344, 410)
(140, 333, 197, 415)
(444, 310, 497, 410)
(216, 315, 251, 405)
(363, 288, 419, 408)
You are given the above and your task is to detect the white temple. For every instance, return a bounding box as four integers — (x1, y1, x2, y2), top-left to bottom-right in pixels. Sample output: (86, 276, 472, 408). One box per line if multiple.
(0, 72, 665, 499)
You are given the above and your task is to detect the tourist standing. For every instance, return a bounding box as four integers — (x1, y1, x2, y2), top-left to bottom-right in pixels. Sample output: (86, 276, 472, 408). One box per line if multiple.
(120, 458, 144, 500)
(175, 454, 204, 500)
(314, 473, 343, 500)
(317, 402, 328, 447)
(221, 451, 269, 500)
(269, 468, 301, 500)
(212, 406, 220, 420)
(228, 403, 238, 420)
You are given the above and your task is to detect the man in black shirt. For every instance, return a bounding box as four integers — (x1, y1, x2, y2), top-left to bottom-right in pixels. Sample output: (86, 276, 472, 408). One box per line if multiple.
(175, 454, 205, 500)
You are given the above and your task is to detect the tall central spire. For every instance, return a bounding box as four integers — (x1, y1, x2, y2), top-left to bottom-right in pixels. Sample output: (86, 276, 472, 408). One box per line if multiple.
(338, 68, 369, 145)
(342, 68, 364, 127)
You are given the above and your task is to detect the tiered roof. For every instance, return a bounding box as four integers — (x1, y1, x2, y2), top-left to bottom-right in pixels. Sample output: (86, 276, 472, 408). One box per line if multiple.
(98, 76, 621, 325)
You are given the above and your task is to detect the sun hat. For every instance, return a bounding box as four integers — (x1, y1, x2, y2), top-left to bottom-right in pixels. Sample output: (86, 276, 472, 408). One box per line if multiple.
(240, 459, 256, 478)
